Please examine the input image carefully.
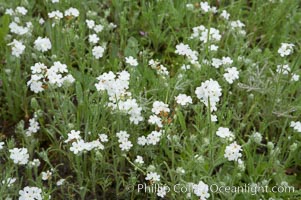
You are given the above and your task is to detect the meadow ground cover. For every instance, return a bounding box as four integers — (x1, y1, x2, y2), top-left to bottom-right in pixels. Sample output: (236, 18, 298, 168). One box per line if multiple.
(0, 0, 301, 199)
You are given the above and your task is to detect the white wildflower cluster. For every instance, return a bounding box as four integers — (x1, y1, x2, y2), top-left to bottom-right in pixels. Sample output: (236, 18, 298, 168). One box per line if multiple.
(175, 94, 192, 106)
(276, 64, 299, 81)
(27, 62, 75, 93)
(220, 10, 230, 20)
(151, 101, 170, 115)
(7, 7, 32, 36)
(192, 181, 210, 200)
(7, 39, 26, 57)
(175, 43, 198, 64)
(195, 79, 222, 112)
(223, 67, 239, 84)
(95, 71, 143, 124)
(290, 121, 301, 133)
(229, 20, 246, 35)
(64, 7, 80, 18)
(190, 25, 221, 44)
(134, 155, 144, 164)
(200, 2, 217, 13)
(137, 130, 163, 146)
(211, 56, 233, 68)
(216, 127, 235, 141)
(9, 147, 29, 165)
(148, 101, 170, 128)
(95, 70, 131, 100)
(85, 19, 106, 59)
(276, 64, 290, 74)
(19, 186, 42, 200)
(148, 59, 169, 76)
(145, 172, 160, 182)
(48, 10, 63, 19)
(116, 131, 132, 151)
(34, 37, 52, 52)
(64, 130, 104, 155)
(6, 7, 30, 57)
(86, 19, 105, 33)
(125, 56, 138, 67)
(157, 185, 168, 198)
(278, 43, 294, 57)
(25, 114, 40, 136)
(224, 141, 243, 162)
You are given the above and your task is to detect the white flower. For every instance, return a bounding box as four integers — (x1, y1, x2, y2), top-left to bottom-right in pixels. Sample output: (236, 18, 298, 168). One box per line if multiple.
(175, 43, 191, 55)
(216, 127, 235, 141)
(193, 181, 210, 199)
(99, 134, 108, 142)
(86, 19, 95, 29)
(200, 2, 211, 13)
(157, 186, 168, 198)
(19, 186, 42, 200)
(64, 7, 79, 17)
(38, 18, 45, 25)
(230, 20, 245, 29)
(8, 39, 25, 57)
(9, 22, 29, 35)
(291, 74, 299, 81)
(195, 79, 222, 112)
(211, 58, 223, 68)
(125, 56, 138, 66)
(220, 10, 230, 20)
(34, 37, 52, 52)
(65, 130, 81, 143)
(137, 136, 147, 146)
(92, 46, 105, 59)
(0, 141, 4, 150)
(41, 170, 52, 181)
(211, 114, 218, 122)
(147, 130, 162, 145)
(88, 34, 99, 44)
(116, 131, 130, 143)
(5, 8, 14, 16)
(48, 10, 63, 19)
(148, 115, 163, 128)
(223, 67, 239, 84)
(224, 141, 243, 162)
(70, 139, 86, 154)
(119, 140, 133, 151)
(175, 94, 192, 106)
(94, 24, 104, 33)
(152, 101, 170, 115)
(15, 7, 28, 15)
(278, 43, 294, 57)
(31, 63, 47, 74)
(56, 179, 65, 186)
(145, 172, 160, 182)
(290, 121, 301, 133)
(134, 155, 144, 164)
(9, 148, 29, 165)
(222, 56, 233, 66)
(25, 117, 40, 136)
(276, 64, 290, 75)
